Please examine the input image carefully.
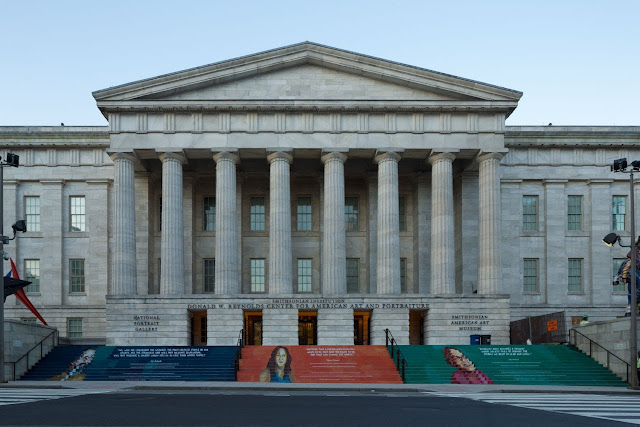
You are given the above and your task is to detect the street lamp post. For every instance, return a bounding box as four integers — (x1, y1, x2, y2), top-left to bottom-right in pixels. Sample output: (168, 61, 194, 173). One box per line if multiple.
(605, 157, 638, 388)
(0, 153, 21, 383)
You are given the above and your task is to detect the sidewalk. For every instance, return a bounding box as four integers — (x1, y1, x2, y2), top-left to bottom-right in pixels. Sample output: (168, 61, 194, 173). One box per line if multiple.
(1, 380, 639, 395)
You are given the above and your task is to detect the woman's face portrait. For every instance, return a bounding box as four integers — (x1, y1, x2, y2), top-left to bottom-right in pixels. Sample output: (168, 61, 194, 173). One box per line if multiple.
(449, 349, 475, 371)
(275, 348, 287, 368)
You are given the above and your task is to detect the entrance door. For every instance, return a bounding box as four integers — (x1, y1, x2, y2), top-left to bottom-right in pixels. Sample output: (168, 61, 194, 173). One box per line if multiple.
(244, 312, 263, 345)
(353, 311, 371, 345)
(298, 312, 317, 345)
(190, 312, 207, 346)
(409, 310, 425, 345)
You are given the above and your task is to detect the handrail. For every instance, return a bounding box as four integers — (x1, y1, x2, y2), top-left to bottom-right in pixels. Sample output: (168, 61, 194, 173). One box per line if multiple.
(384, 329, 408, 382)
(233, 329, 245, 381)
(9, 329, 58, 381)
(569, 328, 631, 384)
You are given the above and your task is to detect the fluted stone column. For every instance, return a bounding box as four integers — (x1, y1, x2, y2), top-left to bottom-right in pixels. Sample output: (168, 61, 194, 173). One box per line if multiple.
(213, 151, 240, 295)
(321, 151, 347, 294)
(375, 151, 401, 294)
(477, 152, 504, 294)
(267, 151, 293, 294)
(159, 151, 186, 295)
(109, 152, 138, 295)
(428, 152, 456, 294)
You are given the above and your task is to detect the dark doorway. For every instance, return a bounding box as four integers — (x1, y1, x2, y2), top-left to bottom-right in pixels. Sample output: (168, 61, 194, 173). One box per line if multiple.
(409, 310, 425, 345)
(298, 312, 317, 345)
(190, 311, 207, 346)
(353, 311, 371, 345)
(244, 312, 263, 345)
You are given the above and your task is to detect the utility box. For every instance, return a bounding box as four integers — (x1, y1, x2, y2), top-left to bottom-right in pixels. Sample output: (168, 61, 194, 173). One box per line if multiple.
(470, 334, 481, 345)
(480, 335, 491, 345)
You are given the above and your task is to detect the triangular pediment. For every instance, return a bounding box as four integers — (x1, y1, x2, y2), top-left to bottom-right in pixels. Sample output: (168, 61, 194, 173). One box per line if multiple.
(93, 42, 522, 113)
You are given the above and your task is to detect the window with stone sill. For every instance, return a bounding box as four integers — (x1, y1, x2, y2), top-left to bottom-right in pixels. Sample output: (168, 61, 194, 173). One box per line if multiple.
(250, 197, 266, 231)
(399, 197, 406, 232)
(204, 258, 215, 293)
(522, 196, 538, 231)
(25, 196, 40, 232)
(203, 197, 216, 231)
(567, 195, 582, 231)
(346, 259, 359, 293)
(70, 196, 86, 232)
(68, 318, 83, 338)
(345, 197, 359, 231)
(250, 258, 266, 292)
(70, 259, 85, 293)
(568, 258, 583, 293)
(24, 259, 40, 293)
(297, 259, 312, 293)
(612, 196, 626, 231)
(297, 196, 312, 231)
(400, 258, 407, 293)
(523, 258, 539, 293)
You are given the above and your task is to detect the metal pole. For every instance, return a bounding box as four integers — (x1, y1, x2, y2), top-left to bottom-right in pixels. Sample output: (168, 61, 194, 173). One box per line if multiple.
(0, 159, 4, 383)
(630, 169, 637, 388)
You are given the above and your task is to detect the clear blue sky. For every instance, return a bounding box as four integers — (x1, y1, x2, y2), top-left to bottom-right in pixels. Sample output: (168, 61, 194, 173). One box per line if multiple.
(1, 0, 638, 126)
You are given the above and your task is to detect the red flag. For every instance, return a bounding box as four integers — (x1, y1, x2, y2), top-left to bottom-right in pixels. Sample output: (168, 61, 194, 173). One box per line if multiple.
(9, 258, 47, 325)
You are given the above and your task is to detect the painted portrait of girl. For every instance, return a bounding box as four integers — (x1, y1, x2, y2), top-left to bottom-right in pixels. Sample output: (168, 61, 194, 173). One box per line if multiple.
(259, 346, 295, 383)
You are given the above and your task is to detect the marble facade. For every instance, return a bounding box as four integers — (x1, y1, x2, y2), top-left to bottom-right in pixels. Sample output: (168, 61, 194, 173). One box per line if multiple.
(0, 43, 637, 346)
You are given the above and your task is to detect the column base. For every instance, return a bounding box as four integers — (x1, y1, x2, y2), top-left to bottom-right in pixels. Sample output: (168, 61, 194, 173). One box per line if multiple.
(317, 308, 353, 345)
(370, 308, 409, 345)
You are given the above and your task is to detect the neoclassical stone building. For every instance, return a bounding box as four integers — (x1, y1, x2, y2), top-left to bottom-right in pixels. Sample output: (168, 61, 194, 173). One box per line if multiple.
(0, 43, 637, 346)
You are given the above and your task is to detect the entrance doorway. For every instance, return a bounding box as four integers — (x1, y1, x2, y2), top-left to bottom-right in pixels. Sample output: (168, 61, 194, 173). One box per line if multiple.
(190, 311, 207, 346)
(244, 312, 263, 345)
(409, 310, 425, 345)
(353, 311, 371, 345)
(298, 312, 317, 345)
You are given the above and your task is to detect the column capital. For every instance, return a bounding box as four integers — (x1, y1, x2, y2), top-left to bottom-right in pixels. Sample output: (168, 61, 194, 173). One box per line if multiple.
(267, 151, 293, 164)
(212, 150, 240, 164)
(157, 150, 186, 164)
(321, 151, 347, 164)
(374, 150, 402, 164)
(107, 150, 140, 164)
(475, 151, 506, 164)
(427, 152, 456, 165)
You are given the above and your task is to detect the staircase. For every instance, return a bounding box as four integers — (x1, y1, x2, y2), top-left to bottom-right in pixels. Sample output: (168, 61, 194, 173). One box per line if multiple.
(398, 345, 627, 387)
(237, 346, 402, 383)
(19, 346, 238, 381)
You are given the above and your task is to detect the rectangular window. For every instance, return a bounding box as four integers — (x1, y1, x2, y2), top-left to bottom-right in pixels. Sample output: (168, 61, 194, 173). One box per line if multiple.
(567, 196, 582, 231)
(523, 258, 539, 292)
(400, 258, 407, 293)
(70, 259, 85, 293)
(24, 259, 40, 293)
(297, 196, 312, 231)
(346, 259, 359, 293)
(250, 197, 266, 231)
(68, 318, 83, 339)
(250, 259, 266, 292)
(399, 197, 406, 231)
(297, 259, 312, 293)
(25, 196, 40, 232)
(568, 258, 583, 293)
(522, 196, 538, 231)
(70, 196, 86, 232)
(613, 258, 627, 293)
(612, 196, 626, 231)
(204, 259, 215, 293)
(203, 197, 216, 231)
(345, 197, 359, 231)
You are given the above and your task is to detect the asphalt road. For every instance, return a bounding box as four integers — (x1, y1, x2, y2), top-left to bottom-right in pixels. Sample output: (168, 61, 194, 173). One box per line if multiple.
(0, 390, 630, 426)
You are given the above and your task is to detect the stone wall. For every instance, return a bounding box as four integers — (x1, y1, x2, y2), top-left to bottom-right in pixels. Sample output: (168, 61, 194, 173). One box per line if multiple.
(3, 320, 58, 380)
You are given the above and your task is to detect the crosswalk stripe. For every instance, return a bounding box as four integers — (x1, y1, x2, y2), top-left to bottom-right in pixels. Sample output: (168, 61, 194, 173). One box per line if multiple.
(427, 392, 640, 425)
(0, 388, 108, 406)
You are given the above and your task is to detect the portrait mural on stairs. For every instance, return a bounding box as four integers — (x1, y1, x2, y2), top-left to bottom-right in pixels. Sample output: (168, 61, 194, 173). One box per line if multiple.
(48, 348, 97, 381)
(260, 346, 295, 383)
(443, 347, 493, 384)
